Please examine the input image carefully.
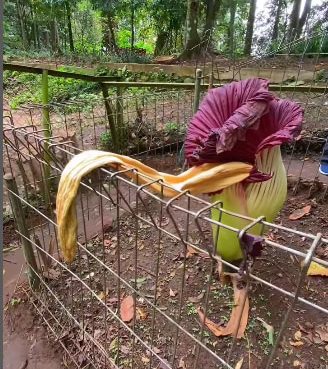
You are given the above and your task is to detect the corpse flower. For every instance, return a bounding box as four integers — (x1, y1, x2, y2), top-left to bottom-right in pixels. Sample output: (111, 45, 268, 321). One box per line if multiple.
(184, 78, 304, 261)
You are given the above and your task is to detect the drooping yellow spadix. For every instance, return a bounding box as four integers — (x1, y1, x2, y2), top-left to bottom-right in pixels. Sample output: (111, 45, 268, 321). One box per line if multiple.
(56, 150, 253, 262)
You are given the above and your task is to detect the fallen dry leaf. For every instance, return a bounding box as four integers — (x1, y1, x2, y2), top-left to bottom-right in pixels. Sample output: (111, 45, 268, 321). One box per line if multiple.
(290, 340, 304, 347)
(141, 356, 150, 364)
(188, 290, 205, 303)
(186, 245, 199, 258)
(97, 291, 106, 301)
(169, 288, 178, 297)
(178, 358, 187, 369)
(43, 268, 60, 280)
(293, 360, 301, 367)
(294, 330, 302, 341)
(120, 296, 135, 323)
(306, 261, 328, 277)
(315, 324, 328, 342)
(235, 357, 244, 369)
(289, 205, 311, 220)
(136, 307, 148, 320)
(197, 273, 249, 339)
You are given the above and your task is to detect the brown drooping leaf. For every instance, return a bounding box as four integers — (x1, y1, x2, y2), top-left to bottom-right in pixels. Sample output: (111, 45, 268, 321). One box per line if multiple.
(197, 274, 249, 339)
(289, 205, 311, 220)
(306, 261, 328, 277)
(120, 296, 135, 322)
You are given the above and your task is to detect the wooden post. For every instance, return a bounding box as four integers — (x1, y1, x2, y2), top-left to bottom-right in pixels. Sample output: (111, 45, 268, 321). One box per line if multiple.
(101, 83, 119, 152)
(116, 70, 124, 151)
(41, 69, 51, 207)
(4, 173, 40, 290)
(42, 69, 51, 137)
(193, 68, 202, 114)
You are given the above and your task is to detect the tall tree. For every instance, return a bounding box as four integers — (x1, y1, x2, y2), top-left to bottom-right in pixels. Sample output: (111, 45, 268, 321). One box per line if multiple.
(271, 0, 283, 43)
(296, 0, 312, 38)
(244, 0, 257, 55)
(152, 0, 187, 56)
(131, 0, 135, 49)
(227, 0, 236, 57)
(179, 0, 201, 59)
(90, 0, 118, 52)
(64, 0, 74, 52)
(201, 0, 221, 48)
(287, 0, 302, 42)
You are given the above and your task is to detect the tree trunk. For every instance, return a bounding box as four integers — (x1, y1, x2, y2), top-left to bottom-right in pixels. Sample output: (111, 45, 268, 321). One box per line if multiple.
(131, 0, 135, 49)
(287, 0, 302, 43)
(179, 0, 201, 59)
(107, 13, 118, 52)
(228, 0, 236, 57)
(271, 0, 283, 43)
(65, 0, 74, 52)
(154, 31, 169, 56)
(16, 0, 28, 49)
(201, 0, 221, 47)
(244, 0, 256, 55)
(296, 0, 312, 38)
(50, 18, 61, 54)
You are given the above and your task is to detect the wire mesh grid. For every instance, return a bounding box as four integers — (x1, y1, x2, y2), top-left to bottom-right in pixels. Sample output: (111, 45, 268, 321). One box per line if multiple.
(3, 110, 328, 368)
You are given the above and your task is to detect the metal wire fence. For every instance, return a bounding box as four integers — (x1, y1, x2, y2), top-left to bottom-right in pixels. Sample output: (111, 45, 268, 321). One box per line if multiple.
(3, 98, 328, 369)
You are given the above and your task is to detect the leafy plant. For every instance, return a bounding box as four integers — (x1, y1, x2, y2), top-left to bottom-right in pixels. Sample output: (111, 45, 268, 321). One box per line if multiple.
(99, 131, 113, 150)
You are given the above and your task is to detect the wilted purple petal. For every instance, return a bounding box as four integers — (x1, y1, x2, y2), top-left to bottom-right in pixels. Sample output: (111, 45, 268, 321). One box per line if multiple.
(185, 78, 303, 171)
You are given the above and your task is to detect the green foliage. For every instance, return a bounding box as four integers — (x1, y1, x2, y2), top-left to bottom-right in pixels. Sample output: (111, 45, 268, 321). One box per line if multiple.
(99, 131, 113, 150)
(4, 70, 99, 109)
(164, 121, 184, 135)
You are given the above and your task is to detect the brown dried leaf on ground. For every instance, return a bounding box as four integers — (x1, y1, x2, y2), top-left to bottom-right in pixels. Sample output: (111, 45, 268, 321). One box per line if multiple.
(197, 273, 249, 339)
(306, 261, 328, 277)
(288, 205, 311, 220)
(120, 296, 135, 323)
(315, 324, 328, 343)
(169, 288, 178, 297)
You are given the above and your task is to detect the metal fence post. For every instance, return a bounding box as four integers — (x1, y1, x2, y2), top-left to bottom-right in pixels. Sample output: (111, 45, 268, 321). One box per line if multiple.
(4, 173, 40, 290)
(193, 68, 202, 114)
